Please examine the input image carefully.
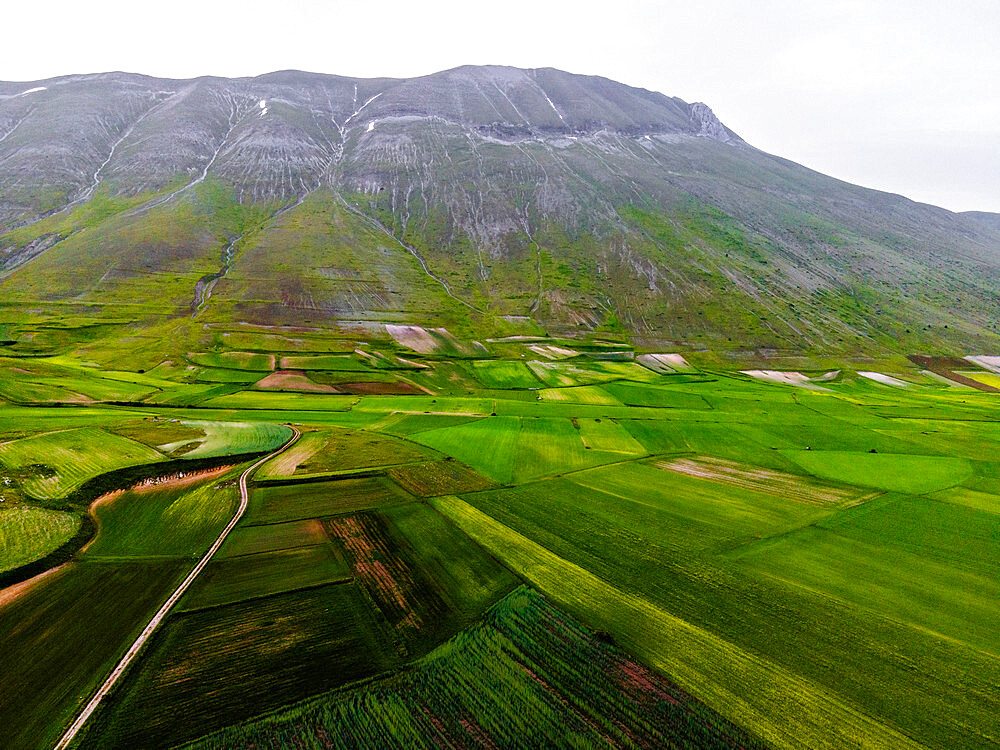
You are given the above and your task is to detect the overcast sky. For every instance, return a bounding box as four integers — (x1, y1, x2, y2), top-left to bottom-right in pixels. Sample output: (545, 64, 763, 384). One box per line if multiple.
(5, 0, 998, 212)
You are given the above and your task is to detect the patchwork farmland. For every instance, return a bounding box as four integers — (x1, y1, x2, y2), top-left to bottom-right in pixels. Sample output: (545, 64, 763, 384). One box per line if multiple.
(1, 340, 999, 749)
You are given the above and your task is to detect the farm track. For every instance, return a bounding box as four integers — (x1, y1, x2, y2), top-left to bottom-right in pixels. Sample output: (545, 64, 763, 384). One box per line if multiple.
(52, 426, 301, 750)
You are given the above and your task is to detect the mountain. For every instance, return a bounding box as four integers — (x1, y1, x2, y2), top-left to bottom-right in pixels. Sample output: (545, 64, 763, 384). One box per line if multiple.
(1, 65, 999, 360)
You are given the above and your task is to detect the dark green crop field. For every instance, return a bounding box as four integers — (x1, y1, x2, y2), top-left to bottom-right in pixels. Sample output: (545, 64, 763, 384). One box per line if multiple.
(2, 338, 1000, 749)
(191, 587, 767, 750)
(0, 560, 187, 749)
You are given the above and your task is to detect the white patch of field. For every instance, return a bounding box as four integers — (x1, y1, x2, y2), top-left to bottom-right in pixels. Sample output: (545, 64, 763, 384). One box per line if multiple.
(527, 344, 578, 360)
(741, 370, 830, 391)
(386, 325, 439, 353)
(965, 355, 1000, 374)
(394, 356, 428, 369)
(811, 370, 841, 382)
(656, 456, 867, 506)
(857, 371, 908, 388)
(637, 353, 693, 373)
(386, 325, 469, 354)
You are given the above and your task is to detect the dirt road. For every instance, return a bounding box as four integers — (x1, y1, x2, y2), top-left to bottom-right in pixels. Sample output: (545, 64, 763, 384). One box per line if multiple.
(53, 426, 300, 750)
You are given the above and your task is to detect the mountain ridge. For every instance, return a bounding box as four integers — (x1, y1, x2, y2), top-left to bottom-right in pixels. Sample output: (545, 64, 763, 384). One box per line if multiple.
(1, 65, 998, 359)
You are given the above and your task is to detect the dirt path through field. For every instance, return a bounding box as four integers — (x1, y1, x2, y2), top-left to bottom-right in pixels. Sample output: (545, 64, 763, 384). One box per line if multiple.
(53, 427, 300, 750)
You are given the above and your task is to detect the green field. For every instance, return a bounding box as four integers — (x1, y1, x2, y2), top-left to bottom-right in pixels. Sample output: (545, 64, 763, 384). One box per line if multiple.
(180, 544, 352, 610)
(173, 420, 291, 458)
(279, 354, 373, 371)
(782, 449, 973, 494)
(216, 518, 329, 557)
(433, 495, 923, 750)
(85, 474, 239, 559)
(0, 506, 80, 572)
(246, 476, 414, 524)
(192, 587, 766, 750)
(257, 427, 429, 479)
(0, 560, 186, 749)
(2, 344, 1000, 749)
(82, 583, 400, 749)
(188, 351, 276, 371)
(0, 427, 164, 500)
(468, 359, 542, 388)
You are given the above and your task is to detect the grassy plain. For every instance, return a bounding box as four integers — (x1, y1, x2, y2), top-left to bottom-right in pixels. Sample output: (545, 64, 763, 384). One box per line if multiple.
(192, 587, 767, 750)
(0, 560, 186, 749)
(0, 427, 164, 500)
(247, 476, 414, 524)
(0, 506, 80, 571)
(2, 343, 1000, 749)
(85, 476, 239, 559)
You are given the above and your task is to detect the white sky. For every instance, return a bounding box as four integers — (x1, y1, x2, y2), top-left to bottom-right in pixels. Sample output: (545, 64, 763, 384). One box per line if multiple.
(4, 0, 999, 212)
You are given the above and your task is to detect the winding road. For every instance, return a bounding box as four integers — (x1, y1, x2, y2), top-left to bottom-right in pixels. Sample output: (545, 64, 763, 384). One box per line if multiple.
(53, 426, 301, 750)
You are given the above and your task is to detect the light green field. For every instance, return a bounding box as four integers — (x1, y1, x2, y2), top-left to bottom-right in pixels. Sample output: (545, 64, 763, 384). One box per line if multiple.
(0, 506, 80, 572)
(410, 416, 522, 483)
(188, 352, 276, 371)
(198, 391, 355, 411)
(538, 384, 623, 404)
(782, 449, 973, 494)
(576, 417, 647, 454)
(279, 355, 372, 371)
(170, 421, 292, 459)
(468, 359, 541, 388)
(192, 368, 262, 384)
(85, 475, 240, 559)
(527, 359, 652, 387)
(0, 427, 164, 500)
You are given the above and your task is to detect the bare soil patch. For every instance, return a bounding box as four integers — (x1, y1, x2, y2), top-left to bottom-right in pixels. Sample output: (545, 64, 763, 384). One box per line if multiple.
(254, 371, 337, 393)
(656, 456, 868, 506)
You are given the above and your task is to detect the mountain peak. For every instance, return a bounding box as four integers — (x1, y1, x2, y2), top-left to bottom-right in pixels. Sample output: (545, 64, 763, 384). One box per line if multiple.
(690, 102, 743, 144)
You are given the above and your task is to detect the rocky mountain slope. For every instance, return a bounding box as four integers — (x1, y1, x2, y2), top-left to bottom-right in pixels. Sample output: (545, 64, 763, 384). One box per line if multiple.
(1, 65, 998, 356)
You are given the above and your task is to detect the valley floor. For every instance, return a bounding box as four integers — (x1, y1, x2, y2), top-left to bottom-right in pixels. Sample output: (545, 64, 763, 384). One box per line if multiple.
(1, 338, 999, 749)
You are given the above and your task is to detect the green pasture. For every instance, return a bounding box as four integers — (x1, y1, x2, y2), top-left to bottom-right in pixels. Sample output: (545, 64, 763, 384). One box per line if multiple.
(279, 354, 372, 371)
(257, 427, 429, 479)
(0, 506, 80, 572)
(188, 352, 275, 371)
(192, 587, 765, 750)
(85, 476, 239, 559)
(246, 477, 414, 525)
(468, 359, 541, 388)
(180, 544, 352, 611)
(783, 449, 973, 494)
(0, 427, 164, 500)
(171, 420, 291, 458)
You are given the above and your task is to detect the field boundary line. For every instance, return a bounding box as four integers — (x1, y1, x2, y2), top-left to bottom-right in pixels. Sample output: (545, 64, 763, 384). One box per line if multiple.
(53, 425, 301, 750)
